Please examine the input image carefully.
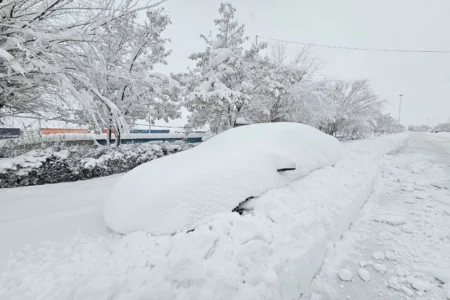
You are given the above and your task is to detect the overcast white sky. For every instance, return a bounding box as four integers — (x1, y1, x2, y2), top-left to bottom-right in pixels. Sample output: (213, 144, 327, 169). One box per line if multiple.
(153, 0, 450, 127)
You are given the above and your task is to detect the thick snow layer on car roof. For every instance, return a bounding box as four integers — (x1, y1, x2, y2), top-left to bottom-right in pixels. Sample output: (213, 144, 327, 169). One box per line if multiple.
(104, 123, 341, 235)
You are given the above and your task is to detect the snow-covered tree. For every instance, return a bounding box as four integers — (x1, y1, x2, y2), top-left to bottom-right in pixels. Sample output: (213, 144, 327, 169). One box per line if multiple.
(319, 80, 383, 137)
(185, 3, 265, 133)
(245, 60, 304, 123)
(287, 78, 334, 126)
(373, 113, 404, 134)
(75, 7, 180, 145)
(408, 125, 431, 132)
(0, 0, 168, 135)
(245, 42, 324, 124)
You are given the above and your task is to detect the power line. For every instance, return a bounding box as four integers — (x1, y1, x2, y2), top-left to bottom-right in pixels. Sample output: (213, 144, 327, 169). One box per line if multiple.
(257, 36, 450, 54)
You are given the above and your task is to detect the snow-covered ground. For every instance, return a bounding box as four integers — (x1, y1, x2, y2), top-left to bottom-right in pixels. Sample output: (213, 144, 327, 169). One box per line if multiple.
(2, 132, 448, 299)
(0, 175, 122, 262)
(302, 133, 450, 300)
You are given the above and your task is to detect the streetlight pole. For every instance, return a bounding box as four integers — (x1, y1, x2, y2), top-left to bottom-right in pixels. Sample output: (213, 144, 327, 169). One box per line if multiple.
(398, 94, 403, 125)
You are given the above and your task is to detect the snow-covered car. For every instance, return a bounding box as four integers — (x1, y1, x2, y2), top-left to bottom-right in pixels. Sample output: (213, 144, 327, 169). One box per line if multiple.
(104, 122, 341, 235)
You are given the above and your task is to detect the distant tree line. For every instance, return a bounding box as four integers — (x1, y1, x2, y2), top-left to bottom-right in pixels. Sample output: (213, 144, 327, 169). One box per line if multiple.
(433, 123, 450, 132)
(408, 125, 431, 132)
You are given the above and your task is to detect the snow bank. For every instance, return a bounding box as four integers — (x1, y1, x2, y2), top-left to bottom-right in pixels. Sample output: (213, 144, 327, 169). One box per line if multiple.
(0, 133, 410, 300)
(104, 123, 341, 235)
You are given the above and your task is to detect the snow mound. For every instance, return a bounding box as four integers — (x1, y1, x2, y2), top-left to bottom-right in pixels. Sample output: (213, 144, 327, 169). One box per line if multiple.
(358, 268, 371, 282)
(373, 263, 387, 274)
(409, 278, 432, 291)
(385, 251, 397, 260)
(104, 123, 341, 235)
(339, 269, 353, 281)
(431, 269, 450, 284)
(372, 251, 385, 261)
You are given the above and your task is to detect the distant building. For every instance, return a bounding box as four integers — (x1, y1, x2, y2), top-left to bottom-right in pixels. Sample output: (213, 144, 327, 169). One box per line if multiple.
(40, 128, 88, 135)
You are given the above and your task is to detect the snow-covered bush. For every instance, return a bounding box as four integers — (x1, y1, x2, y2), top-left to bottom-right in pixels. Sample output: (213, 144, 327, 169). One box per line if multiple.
(0, 132, 84, 158)
(0, 142, 194, 188)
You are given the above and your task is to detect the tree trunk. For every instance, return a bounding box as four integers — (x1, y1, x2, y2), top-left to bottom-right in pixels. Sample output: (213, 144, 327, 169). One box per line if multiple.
(115, 127, 121, 146)
(107, 109, 113, 145)
(107, 129, 112, 145)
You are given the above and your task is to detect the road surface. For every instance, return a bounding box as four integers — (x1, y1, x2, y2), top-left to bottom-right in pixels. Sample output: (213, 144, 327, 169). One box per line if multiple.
(0, 174, 122, 270)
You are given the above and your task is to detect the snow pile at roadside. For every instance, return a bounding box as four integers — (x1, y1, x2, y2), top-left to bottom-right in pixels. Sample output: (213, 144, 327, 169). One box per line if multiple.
(0, 142, 193, 188)
(0, 133, 409, 300)
(104, 123, 341, 235)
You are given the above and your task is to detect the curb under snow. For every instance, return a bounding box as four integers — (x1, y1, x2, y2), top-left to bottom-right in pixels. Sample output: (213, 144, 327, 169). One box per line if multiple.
(0, 134, 410, 300)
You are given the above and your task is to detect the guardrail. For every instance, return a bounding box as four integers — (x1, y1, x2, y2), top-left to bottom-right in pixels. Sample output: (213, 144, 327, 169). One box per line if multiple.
(94, 133, 205, 145)
(1, 133, 207, 148)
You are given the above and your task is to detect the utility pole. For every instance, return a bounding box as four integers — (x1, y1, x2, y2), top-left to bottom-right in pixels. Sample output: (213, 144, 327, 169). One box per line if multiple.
(398, 94, 403, 125)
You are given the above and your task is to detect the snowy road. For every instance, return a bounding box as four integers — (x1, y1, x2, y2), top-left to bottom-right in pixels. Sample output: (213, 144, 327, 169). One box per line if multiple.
(303, 133, 450, 299)
(0, 175, 121, 267)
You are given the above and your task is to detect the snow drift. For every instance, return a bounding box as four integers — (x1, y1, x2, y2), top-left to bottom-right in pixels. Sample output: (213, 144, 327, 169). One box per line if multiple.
(104, 123, 341, 235)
